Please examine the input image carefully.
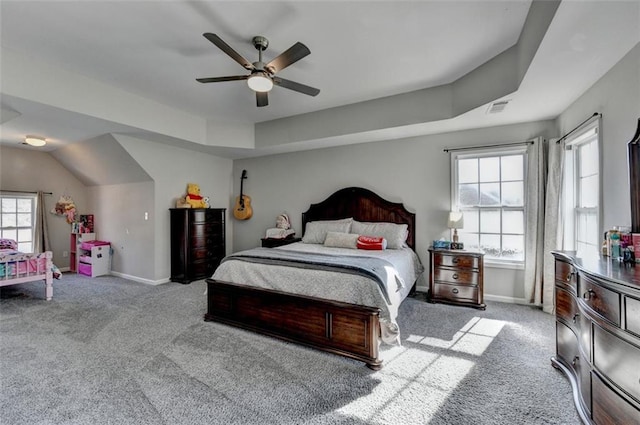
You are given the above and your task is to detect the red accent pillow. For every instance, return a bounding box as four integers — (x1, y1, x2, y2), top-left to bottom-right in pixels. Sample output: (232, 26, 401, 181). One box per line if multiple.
(357, 235, 387, 250)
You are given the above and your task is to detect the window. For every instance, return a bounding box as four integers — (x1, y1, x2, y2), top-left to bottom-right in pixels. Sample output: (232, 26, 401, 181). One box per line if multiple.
(0, 193, 36, 252)
(563, 122, 600, 256)
(452, 147, 527, 265)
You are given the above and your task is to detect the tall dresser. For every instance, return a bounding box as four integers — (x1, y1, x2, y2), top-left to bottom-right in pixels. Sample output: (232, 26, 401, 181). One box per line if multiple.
(170, 208, 226, 284)
(552, 251, 640, 424)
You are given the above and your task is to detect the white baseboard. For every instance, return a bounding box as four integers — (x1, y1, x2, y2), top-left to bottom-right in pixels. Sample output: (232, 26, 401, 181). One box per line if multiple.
(108, 271, 170, 286)
(483, 294, 528, 304)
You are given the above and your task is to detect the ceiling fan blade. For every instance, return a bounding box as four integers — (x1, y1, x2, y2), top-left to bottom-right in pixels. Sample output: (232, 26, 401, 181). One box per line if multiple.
(196, 75, 249, 83)
(256, 91, 269, 107)
(203, 33, 254, 70)
(273, 77, 320, 97)
(265, 42, 310, 74)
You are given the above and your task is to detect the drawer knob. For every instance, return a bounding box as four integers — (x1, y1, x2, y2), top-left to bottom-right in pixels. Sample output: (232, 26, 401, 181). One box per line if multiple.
(452, 258, 459, 264)
(572, 313, 579, 323)
(566, 272, 575, 282)
(582, 289, 595, 300)
(452, 273, 459, 280)
(572, 356, 579, 366)
(452, 288, 459, 294)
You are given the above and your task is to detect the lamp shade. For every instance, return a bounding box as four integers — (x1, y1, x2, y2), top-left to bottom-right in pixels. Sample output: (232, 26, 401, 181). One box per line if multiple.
(247, 73, 274, 92)
(447, 211, 464, 229)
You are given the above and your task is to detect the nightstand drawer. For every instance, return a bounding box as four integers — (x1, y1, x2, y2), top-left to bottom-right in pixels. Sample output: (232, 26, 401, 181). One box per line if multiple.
(432, 283, 478, 302)
(434, 253, 479, 269)
(433, 268, 479, 286)
(428, 248, 485, 309)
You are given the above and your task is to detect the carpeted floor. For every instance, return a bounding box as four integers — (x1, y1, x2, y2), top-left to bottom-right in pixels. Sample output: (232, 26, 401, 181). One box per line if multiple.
(0, 273, 580, 425)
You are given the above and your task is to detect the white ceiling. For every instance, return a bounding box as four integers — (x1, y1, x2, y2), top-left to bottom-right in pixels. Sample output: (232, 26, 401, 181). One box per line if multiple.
(1, 0, 639, 157)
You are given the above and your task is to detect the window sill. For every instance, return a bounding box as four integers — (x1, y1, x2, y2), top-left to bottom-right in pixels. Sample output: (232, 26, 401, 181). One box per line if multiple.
(484, 260, 525, 271)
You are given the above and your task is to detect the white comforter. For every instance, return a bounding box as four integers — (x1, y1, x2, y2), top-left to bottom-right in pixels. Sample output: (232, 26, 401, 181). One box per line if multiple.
(211, 242, 424, 345)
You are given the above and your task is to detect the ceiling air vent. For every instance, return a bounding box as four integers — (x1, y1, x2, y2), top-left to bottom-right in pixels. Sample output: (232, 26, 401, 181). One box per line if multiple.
(487, 100, 510, 114)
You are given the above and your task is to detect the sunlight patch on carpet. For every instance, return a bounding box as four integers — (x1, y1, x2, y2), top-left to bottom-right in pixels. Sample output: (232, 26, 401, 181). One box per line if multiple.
(406, 317, 506, 356)
(332, 317, 508, 422)
(336, 346, 475, 424)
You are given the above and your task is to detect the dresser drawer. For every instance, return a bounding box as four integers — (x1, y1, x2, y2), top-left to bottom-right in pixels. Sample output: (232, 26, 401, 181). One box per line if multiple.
(592, 372, 640, 425)
(432, 283, 478, 302)
(626, 296, 640, 337)
(555, 260, 576, 288)
(593, 324, 640, 402)
(433, 268, 479, 286)
(556, 286, 579, 326)
(190, 223, 223, 239)
(434, 253, 479, 269)
(556, 321, 579, 371)
(579, 275, 621, 326)
(191, 209, 223, 223)
(191, 260, 218, 278)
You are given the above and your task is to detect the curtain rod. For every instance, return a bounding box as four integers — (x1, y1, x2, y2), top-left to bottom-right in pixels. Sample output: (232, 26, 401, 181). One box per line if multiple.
(444, 140, 534, 153)
(1, 190, 53, 195)
(556, 112, 601, 144)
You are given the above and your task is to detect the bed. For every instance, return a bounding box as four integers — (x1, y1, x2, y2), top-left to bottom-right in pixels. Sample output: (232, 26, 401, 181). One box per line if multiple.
(0, 239, 56, 300)
(205, 187, 421, 369)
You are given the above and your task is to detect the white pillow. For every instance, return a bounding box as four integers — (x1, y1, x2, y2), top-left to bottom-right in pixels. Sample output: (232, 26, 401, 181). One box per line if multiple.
(302, 218, 353, 244)
(351, 221, 408, 249)
(324, 232, 359, 249)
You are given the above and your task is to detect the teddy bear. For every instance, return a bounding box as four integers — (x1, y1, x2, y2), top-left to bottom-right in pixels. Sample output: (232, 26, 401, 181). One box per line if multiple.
(175, 196, 191, 208)
(185, 183, 207, 208)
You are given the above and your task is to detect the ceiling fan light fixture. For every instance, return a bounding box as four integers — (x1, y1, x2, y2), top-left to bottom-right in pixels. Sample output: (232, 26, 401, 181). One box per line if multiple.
(24, 136, 46, 147)
(247, 73, 273, 92)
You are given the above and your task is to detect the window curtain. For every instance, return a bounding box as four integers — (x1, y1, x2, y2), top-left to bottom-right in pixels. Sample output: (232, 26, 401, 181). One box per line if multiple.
(33, 191, 50, 253)
(541, 139, 564, 314)
(523, 138, 564, 313)
(523, 138, 546, 307)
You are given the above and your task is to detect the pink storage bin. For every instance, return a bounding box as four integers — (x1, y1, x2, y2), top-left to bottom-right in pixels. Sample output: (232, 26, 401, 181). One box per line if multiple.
(78, 263, 92, 276)
(79, 255, 92, 264)
(81, 240, 110, 251)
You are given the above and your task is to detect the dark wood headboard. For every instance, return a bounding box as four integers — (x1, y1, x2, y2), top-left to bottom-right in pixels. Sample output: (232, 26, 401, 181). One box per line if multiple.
(301, 187, 416, 249)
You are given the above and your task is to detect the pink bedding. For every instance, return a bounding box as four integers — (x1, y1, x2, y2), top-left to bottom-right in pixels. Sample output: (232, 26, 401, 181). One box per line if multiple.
(0, 249, 49, 276)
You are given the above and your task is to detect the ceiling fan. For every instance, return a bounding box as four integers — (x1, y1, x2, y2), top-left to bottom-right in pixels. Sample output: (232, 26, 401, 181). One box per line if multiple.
(196, 33, 320, 107)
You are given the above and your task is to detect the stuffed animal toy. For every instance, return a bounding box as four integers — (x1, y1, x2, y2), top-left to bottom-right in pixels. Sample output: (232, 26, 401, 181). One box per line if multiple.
(202, 196, 210, 208)
(276, 213, 291, 230)
(185, 183, 207, 208)
(175, 196, 191, 208)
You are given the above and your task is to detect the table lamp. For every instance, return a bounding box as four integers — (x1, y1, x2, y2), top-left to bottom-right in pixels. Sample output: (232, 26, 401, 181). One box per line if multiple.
(448, 212, 464, 243)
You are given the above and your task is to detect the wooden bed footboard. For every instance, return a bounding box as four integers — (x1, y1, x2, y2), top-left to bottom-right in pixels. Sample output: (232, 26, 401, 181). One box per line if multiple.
(204, 279, 383, 370)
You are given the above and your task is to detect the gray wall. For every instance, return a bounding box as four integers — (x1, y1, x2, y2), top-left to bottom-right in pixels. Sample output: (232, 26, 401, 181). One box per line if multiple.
(116, 134, 233, 282)
(233, 120, 556, 300)
(88, 182, 155, 282)
(0, 146, 89, 270)
(557, 43, 640, 233)
(3, 42, 637, 289)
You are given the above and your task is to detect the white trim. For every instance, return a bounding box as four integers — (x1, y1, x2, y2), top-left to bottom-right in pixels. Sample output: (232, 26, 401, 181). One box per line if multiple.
(484, 260, 525, 270)
(450, 146, 527, 265)
(484, 294, 529, 305)
(109, 271, 170, 286)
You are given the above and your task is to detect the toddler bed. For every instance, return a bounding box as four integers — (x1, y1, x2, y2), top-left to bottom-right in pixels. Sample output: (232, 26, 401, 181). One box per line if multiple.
(0, 239, 57, 301)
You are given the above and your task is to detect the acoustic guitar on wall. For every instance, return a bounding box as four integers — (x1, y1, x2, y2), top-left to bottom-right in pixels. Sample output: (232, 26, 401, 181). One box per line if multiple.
(233, 169, 253, 220)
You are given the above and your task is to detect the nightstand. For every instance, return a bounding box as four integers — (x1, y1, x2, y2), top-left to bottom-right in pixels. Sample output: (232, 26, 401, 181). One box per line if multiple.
(261, 236, 301, 248)
(428, 247, 485, 310)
